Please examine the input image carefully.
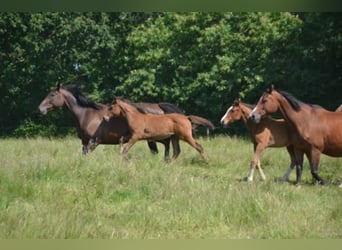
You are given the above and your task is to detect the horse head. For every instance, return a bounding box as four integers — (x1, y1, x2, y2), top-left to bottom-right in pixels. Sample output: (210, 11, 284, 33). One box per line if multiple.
(220, 98, 243, 126)
(38, 83, 65, 115)
(250, 85, 279, 123)
(103, 98, 122, 121)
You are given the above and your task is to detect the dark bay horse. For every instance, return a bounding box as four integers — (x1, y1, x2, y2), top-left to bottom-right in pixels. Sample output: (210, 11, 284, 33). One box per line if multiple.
(103, 97, 210, 163)
(38, 84, 183, 159)
(220, 99, 304, 182)
(250, 85, 342, 185)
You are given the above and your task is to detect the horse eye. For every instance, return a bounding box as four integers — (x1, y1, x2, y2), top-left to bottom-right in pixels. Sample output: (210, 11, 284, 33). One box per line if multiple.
(262, 99, 267, 104)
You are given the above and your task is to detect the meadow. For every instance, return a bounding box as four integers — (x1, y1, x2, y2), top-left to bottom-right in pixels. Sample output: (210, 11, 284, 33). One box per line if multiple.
(0, 136, 341, 239)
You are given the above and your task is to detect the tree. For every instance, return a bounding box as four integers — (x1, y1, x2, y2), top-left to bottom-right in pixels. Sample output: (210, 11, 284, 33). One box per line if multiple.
(1, 12, 341, 137)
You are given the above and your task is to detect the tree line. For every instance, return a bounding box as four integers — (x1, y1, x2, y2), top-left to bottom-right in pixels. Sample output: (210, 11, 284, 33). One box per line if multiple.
(0, 12, 341, 137)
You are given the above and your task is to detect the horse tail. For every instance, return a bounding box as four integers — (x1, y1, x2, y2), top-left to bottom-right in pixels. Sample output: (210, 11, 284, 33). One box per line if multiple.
(187, 115, 215, 130)
(158, 102, 184, 114)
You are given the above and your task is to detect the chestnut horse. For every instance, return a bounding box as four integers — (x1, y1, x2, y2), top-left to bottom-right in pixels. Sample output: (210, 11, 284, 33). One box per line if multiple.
(103, 97, 210, 162)
(250, 85, 342, 185)
(38, 84, 183, 160)
(220, 99, 304, 182)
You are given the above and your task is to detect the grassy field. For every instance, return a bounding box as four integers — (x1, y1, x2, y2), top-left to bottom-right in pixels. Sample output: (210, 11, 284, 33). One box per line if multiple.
(0, 136, 341, 239)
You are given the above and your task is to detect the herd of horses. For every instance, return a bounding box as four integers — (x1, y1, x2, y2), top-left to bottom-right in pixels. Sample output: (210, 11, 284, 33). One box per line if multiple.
(38, 84, 342, 186)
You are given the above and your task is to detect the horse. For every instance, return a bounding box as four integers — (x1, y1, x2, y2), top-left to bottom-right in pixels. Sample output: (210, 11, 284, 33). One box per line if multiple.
(220, 99, 304, 182)
(336, 104, 342, 112)
(38, 83, 183, 160)
(102, 97, 211, 163)
(250, 85, 342, 185)
(88, 97, 215, 161)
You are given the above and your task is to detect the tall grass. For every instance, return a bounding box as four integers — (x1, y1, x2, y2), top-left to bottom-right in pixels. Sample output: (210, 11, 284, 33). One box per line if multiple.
(0, 136, 341, 239)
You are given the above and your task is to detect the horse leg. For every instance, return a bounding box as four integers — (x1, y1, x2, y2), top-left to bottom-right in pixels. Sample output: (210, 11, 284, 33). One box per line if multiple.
(247, 144, 264, 182)
(161, 138, 171, 162)
(119, 133, 132, 154)
(120, 137, 138, 156)
(87, 137, 99, 153)
(294, 150, 304, 185)
(82, 144, 88, 155)
(308, 149, 325, 185)
(171, 136, 181, 161)
(281, 145, 296, 182)
(256, 159, 266, 181)
(82, 138, 94, 155)
(184, 136, 208, 163)
(147, 141, 158, 154)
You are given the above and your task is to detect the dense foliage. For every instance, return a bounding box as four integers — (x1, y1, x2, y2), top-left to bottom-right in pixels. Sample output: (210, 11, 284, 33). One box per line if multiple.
(1, 12, 341, 137)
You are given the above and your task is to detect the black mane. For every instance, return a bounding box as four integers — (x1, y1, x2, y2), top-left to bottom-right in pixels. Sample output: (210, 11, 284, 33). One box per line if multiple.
(117, 97, 183, 114)
(115, 97, 147, 113)
(158, 102, 184, 114)
(242, 103, 255, 110)
(65, 85, 103, 110)
(278, 90, 322, 111)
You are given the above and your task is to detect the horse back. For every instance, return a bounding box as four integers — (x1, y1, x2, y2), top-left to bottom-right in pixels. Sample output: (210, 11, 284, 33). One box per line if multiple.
(304, 109, 342, 155)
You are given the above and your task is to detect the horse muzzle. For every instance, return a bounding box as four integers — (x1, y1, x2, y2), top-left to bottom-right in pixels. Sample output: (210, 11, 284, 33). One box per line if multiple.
(39, 106, 48, 115)
(249, 113, 261, 123)
(103, 115, 110, 122)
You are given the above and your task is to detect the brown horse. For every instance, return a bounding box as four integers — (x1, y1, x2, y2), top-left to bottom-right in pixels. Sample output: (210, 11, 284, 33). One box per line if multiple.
(220, 99, 304, 182)
(103, 97, 210, 162)
(250, 85, 342, 185)
(38, 84, 183, 159)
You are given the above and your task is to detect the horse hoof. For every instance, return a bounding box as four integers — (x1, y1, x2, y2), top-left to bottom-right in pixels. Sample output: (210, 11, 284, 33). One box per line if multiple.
(281, 177, 289, 182)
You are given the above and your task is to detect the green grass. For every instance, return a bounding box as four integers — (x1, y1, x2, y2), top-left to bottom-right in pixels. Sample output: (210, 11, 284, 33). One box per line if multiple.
(0, 136, 341, 239)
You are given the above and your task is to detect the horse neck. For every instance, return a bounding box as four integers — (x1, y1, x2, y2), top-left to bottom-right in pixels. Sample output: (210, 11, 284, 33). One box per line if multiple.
(60, 89, 89, 126)
(274, 91, 308, 133)
(118, 101, 143, 123)
(239, 104, 254, 131)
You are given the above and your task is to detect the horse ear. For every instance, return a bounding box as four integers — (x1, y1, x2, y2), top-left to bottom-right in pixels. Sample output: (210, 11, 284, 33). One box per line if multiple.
(266, 84, 274, 93)
(56, 83, 62, 91)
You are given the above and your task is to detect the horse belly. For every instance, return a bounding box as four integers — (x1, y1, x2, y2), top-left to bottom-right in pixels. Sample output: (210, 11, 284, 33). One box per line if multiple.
(143, 127, 173, 140)
(92, 118, 130, 144)
(321, 128, 342, 157)
(322, 143, 342, 157)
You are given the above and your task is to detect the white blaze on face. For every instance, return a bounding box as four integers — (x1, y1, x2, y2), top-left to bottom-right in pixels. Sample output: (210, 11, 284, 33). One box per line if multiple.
(220, 106, 233, 125)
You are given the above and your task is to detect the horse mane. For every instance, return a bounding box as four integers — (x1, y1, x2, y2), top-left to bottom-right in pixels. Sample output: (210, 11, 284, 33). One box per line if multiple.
(241, 103, 255, 110)
(158, 102, 184, 114)
(278, 90, 322, 111)
(116, 96, 147, 113)
(65, 85, 103, 110)
(116, 97, 184, 115)
(277, 90, 303, 111)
